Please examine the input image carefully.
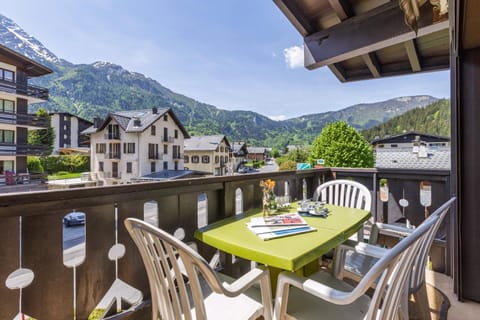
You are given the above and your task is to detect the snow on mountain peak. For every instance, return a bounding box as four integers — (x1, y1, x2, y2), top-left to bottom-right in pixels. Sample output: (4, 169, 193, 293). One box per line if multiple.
(0, 14, 60, 64)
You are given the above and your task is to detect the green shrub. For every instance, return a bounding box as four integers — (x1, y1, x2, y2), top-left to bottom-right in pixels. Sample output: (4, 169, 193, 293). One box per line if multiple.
(40, 155, 90, 174)
(57, 171, 69, 176)
(279, 160, 297, 171)
(27, 156, 44, 173)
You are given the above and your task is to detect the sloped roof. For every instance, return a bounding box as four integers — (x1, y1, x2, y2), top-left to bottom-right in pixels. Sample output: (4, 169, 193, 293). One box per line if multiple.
(247, 147, 266, 154)
(375, 147, 450, 170)
(372, 131, 450, 145)
(184, 135, 230, 151)
(83, 108, 189, 138)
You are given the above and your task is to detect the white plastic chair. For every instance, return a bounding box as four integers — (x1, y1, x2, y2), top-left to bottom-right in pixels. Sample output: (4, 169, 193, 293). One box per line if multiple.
(313, 179, 372, 241)
(273, 206, 441, 320)
(334, 197, 456, 320)
(124, 218, 273, 320)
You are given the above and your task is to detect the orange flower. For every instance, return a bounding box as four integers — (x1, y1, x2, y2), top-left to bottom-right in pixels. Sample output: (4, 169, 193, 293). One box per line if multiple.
(260, 179, 275, 192)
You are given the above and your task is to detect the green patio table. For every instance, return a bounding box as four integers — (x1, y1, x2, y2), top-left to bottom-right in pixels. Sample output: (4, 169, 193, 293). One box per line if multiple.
(194, 204, 370, 284)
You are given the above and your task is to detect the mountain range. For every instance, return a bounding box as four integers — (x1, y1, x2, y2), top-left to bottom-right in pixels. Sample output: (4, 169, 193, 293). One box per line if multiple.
(0, 14, 439, 148)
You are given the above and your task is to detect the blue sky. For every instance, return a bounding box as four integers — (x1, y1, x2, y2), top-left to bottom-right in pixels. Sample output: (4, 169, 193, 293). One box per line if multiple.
(2, 0, 449, 120)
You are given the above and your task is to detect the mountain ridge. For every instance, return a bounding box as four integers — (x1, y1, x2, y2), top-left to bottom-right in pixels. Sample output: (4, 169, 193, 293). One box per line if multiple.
(0, 13, 440, 148)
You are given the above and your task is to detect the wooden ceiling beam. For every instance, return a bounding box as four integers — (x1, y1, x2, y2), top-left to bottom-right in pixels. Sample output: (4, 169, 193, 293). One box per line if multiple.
(328, 64, 347, 82)
(362, 53, 382, 78)
(328, 0, 354, 20)
(304, 1, 448, 69)
(404, 39, 422, 72)
(273, 0, 316, 36)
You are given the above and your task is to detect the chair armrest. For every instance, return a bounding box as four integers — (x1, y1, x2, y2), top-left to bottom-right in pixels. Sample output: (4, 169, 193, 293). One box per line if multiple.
(222, 266, 270, 295)
(374, 223, 413, 238)
(333, 240, 388, 278)
(275, 271, 362, 307)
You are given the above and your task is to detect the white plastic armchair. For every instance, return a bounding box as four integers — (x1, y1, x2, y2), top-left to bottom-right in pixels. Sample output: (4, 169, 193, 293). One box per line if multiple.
(124, 218, 273, 320)
(274, 209, 441, 320)
(313, 179, 372, 241)
(334, 197, 456, 320)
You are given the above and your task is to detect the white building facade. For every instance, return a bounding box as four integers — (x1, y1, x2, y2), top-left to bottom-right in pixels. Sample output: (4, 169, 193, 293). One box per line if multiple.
(86, 108, 188, 182)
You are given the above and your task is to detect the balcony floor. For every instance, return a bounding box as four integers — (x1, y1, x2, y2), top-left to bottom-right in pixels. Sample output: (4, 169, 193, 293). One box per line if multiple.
(426, 270, 480, 320)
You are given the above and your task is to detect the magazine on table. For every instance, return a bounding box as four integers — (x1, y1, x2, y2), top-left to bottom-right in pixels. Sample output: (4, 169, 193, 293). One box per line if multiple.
(247, 214, 316, 240)
(248, 213, 308, 227)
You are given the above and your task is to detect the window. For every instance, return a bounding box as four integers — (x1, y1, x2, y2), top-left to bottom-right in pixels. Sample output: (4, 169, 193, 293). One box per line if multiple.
(148, 143, 158, 159)
(192, 156, 199, 163)
(220, 146, 224, 152)
(0, 160, 14, 174)
(109, 143, 121, 159)
(0, 130, 15, 143)
(107, 124, 120, 139)
(151, 125, 156, 136)
(1, 68, 14, 82)
(163, 161, 168, 170)
(202, 155, 210, 164)
(123, 143, 135, 154)
(96, 143, 106, 153)
(174, 161, 178, 170)
(151, 162, 156, 173)
(174, 129, 178, 139)
(391, 144, 398, 148)
(164, 144, 168, 155)
(126, 162, 132, 173)
(99, 161, 104, 172)
(0, 99, 15, 113)
(184, 155, 189, 163)
(224, 156, 229, 163)
(163, 127, 168, 141)
(163, 114, 168, 121)
(215, 156, 219, 163)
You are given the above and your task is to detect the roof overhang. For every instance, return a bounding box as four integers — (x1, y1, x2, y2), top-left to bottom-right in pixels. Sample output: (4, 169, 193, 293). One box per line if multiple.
(0, 44, 53, 77)
(273, 0, 450, 82)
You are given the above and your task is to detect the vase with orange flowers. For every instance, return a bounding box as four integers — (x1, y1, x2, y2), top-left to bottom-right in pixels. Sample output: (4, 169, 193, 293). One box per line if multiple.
(260, 179, 277, 216)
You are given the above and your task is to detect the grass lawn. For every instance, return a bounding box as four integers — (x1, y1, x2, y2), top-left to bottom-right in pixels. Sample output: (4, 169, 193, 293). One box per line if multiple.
(48, 172, 82, 180)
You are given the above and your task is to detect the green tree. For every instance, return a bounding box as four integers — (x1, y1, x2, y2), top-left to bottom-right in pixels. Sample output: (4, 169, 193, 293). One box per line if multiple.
(310, 121, 374, 168)
(28, 108, 55, 154)
(271, 147, 280, 158)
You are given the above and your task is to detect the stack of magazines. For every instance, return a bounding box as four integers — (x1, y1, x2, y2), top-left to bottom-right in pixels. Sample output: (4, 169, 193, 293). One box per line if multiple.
(246, 213, 316, 240)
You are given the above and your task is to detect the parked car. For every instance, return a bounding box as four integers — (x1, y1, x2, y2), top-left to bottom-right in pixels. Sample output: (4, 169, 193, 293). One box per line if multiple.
(63, 212, 86, 227)
(237, 167, 249, 173)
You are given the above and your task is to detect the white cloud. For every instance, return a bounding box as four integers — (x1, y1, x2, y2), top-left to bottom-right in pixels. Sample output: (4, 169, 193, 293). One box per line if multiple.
(283, 45, 304, 69)
(268, 115, 288, 121)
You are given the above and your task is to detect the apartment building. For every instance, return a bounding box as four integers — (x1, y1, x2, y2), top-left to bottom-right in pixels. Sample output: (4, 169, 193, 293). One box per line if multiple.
(86, 107, 189, 182)
(50, 112, 92, 154)
(0, 44, 52, 183)
(184, 135, 230, 176)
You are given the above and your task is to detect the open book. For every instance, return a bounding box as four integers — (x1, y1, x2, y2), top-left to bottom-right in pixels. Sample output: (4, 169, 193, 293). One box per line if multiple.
(247, 214, 316, 240)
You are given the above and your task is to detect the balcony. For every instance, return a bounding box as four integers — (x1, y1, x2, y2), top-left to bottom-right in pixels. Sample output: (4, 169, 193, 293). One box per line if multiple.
(148, 153, 162, 160)
(16, 113, 49, 128)
(106, 152, 121, 159)
(0, 79, 49, 100)
(161, 136, 174, 143)
(104, 132, 121, 140)
(173, 152, 183, 160)
(0, 143, 49, 156)
(0, 167, 466, 319)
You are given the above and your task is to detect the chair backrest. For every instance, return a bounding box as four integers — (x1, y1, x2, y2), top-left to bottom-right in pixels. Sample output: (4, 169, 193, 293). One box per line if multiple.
(125, 218, 230, 320)
(313, 179, 372, 211)
(347, 209, 441, 320)
(409, 197, 455, 292)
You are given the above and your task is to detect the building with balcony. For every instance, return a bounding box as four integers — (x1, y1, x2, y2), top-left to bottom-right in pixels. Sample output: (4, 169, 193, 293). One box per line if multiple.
(85, 107, 189, 182)
(50, 112, 93, 154)
(372, 132, 450, 149)
(184, 135, 230, 176)
(0, 44, 52, 184)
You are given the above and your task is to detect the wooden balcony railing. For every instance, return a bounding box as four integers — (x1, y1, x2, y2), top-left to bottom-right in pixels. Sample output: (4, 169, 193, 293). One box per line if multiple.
(0, 79, 49, 100)
(0, 168, 452, 319)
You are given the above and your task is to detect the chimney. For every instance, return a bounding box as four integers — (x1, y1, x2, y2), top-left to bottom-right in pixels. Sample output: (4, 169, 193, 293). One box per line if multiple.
(93, 117, 102, 128)
(152, 107, 158, 114)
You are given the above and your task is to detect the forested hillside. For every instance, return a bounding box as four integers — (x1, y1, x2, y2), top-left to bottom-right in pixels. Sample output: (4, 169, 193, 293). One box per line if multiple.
(361, 99, 450, 142)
